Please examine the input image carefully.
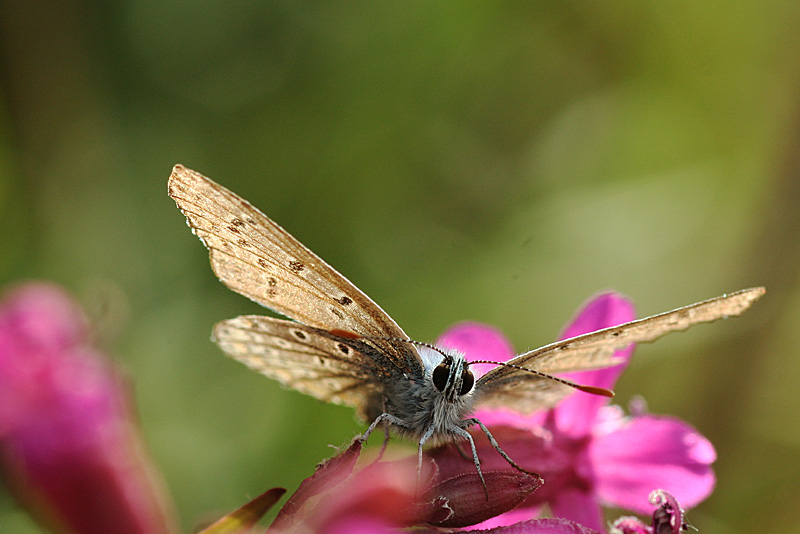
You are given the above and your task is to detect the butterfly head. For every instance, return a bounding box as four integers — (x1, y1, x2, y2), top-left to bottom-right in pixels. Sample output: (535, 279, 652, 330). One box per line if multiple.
(431, 353, 475, 401)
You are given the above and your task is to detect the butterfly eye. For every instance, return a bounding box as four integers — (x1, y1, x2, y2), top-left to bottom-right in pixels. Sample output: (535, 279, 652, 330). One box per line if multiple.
(459, 369, 474, 395)
(432, 363, 450, 392)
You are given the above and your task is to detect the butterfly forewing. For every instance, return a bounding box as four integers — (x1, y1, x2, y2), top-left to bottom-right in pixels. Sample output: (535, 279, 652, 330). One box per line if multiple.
(475, 287, 765, 412)
(214, 315, 391, 419)
(169, 165, 421, 376)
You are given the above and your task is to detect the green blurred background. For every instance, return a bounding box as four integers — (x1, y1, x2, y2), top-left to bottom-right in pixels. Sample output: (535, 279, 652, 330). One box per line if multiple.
(1, 1, 799, 532)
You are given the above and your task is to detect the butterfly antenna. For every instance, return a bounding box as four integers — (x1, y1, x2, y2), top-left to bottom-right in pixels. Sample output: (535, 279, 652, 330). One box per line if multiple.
(468, 359, 614, 397)
(329, 329, 612, 397)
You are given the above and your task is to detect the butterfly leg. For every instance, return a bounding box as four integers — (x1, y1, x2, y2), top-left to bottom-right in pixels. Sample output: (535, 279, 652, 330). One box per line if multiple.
(413, 423, 443, 494)
(462, 418, 542, 481)
(375, 398, 392, 462)
(361, 412, 410, 443)
(451, 425, 489, 500)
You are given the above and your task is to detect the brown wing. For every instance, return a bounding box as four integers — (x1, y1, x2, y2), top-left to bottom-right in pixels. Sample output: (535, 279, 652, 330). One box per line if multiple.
(213, 315, 399, 420)
(168, 165, 421, 376)
(475, 287, 765, 413)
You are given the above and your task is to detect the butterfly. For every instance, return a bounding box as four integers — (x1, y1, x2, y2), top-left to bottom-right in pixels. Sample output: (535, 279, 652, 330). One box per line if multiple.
(168, 164, 764, 493)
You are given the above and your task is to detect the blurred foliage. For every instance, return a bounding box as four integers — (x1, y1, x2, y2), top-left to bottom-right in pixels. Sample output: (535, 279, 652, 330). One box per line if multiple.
(1, 1, 799, 533)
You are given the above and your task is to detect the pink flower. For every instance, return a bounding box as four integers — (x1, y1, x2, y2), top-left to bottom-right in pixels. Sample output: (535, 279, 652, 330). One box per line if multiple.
(260, 437, 542, 533)
(202, 434, 689, 534)
(0, 283, 176, 533)
(431, 293, 716, 531)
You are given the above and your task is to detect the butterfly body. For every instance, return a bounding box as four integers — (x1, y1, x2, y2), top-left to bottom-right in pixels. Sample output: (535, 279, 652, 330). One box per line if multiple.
(374, 346, 477, 447)
(168, 164, 764, 492)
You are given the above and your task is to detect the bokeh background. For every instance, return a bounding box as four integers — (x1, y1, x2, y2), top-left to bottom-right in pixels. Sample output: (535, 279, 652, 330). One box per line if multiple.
(1, 2, 799, 532)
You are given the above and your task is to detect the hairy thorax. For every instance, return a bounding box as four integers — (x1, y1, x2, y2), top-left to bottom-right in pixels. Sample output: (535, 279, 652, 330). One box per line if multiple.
(374, 364, 477, 446)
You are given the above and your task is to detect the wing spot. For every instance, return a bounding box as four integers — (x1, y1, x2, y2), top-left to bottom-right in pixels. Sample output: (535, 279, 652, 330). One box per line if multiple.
(335, 296, 353, 306)
(337, 343, 350, 355)
(258, 258, 269, 269)
(292, 329, 307, 341)
(330, 307, 344, 319)
(231, 218, 245, 227)
(560, 344, 570, 351)
(288, 260, 305, 273)
(274, 338, 290, 349)
(246, 217, 256, 224)
(237, 238, 249, 247)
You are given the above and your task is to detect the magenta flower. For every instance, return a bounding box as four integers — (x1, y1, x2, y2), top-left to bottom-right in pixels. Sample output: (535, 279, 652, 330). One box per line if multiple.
(431, 293, 716, 531)
(259, 437, 542, 533)
(202, 435, 689, 534)
(0, 283, 176, 533)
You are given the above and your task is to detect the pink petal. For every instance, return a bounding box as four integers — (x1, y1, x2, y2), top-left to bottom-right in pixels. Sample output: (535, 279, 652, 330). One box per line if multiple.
(551, 292, 636, 438)
(548, 487, 605, 532)
(469, 503, 539, 530)
(437, 322, 515, 378)
(590, 415, 716, 513)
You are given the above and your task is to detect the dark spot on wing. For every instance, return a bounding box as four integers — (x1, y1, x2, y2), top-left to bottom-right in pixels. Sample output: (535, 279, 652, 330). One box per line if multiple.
(246, 217, 256, 225)
(231, 218, 245, 227)
(292, 329, 307, 341)
(237, 238, 249, 247)
(337, 343, 350, 355)
(288, 260, 305, 273)
(330, 307, 344, 319)
(258, 258, 269, 269)
(267, 277, 278, 297)
(335, 296, 353, 306)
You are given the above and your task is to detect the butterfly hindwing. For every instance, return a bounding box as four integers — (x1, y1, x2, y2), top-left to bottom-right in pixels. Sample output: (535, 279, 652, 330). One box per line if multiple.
(213, 315, 403, 419)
